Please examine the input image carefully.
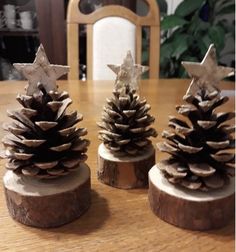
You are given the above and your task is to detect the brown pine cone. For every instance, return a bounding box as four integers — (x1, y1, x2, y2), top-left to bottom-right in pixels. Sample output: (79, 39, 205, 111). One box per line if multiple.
(2, 83, 90, 178)
(157, 90, 235, 191)
(98, 85, 157, 155)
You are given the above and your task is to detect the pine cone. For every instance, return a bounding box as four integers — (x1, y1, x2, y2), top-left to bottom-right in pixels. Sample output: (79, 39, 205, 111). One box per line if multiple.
(98, 85, 157, 155)
(2, 83, 90, 178)
(157, 90, 235, 191)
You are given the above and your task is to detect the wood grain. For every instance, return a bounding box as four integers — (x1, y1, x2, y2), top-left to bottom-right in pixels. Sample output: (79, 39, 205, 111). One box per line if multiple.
(149, 165, 235, 230)
(98, 143, 155, 189)
(0, 79, 234, 252)
(4, 164, 91, 228)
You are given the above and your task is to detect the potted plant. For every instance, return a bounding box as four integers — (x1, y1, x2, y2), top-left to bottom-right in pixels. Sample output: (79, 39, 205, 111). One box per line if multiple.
(158, 0, 235, 77)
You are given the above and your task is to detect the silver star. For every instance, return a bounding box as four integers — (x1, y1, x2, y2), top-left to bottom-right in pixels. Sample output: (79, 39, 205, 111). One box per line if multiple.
(14, 44, 70, 95)
(107, 51, 148, 91)
(182, 44, 235, 96)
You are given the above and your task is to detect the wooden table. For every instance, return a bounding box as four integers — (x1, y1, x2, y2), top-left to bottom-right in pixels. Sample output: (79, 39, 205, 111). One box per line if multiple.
(0, 79, 234, 252)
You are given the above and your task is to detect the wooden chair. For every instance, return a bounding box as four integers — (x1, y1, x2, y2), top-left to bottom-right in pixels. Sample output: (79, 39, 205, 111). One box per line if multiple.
(67, 0, 160, 80)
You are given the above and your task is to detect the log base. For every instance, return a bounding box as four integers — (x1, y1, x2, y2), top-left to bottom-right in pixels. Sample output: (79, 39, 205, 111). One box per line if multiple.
(3, 163, 91, 228)
(148, 165, 235, 230)
(97, 143, 155, 189)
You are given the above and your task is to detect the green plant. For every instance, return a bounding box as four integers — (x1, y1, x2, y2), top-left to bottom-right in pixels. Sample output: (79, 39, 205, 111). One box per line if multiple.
(160, 0, 235, 78)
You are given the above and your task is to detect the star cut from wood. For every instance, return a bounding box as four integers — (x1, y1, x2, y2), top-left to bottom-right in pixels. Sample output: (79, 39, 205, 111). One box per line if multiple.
(107, 51, 148, 90)
(14, 44, 70, 95)
(182, 44, 235, 97)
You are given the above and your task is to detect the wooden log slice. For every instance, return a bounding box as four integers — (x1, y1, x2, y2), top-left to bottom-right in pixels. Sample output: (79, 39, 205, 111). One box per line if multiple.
(3, 163, 91, 228)
(148, 165, 235, 230)
(97, 143, 155, 189)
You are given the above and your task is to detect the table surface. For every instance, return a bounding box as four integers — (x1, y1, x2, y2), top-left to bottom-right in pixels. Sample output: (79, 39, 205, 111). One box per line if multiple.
(0, 79, 235, 252)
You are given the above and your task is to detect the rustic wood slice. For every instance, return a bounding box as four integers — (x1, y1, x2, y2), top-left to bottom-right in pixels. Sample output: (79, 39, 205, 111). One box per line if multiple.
(148, 165, 235, 230)
(3, 163, 91, 228)
(97, 143, 155, 189)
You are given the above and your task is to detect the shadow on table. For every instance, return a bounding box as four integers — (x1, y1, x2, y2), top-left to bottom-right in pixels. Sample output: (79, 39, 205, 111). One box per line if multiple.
(52, 189, 110, 235)
(125, 188, 148, 195)
(204, 218, 235, 238)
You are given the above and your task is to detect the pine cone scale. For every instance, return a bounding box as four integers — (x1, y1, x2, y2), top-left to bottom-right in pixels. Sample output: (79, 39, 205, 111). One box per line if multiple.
(61, 158, 81, 168)
(50, 143, 72, 152)
(181, 179, 202, 190)
(206, 140, 229, 149)
(114, 123, 129, 130)
(219, 125, 235, 134)
(47, 101, 63, 112)
(34, 161, 58, 169)
(117, 139, 130, 145)
(158, 161, 187, 178)
(210, 153, 234, 162)
(123, 110, 136, 117)
(176, 104, 198, 116)
(157, 142, 178, 153)
(189, 163, 215, 177)
(135, 115, 148, 123)
(58, 126, 76, 136)
(35, 121, 58, 131)
(61, 112, 83, 128)
(47, 167, 66, 176)
(203, 173, 225, 189)
(22, 139, 46, 147)
(4, 124, 27, 135)
(129, 127, 146, 133)
(71, 139, 90, 151)
(22, 166, 40, 176)
(2, 136, 18, 148)
(8, 110, 36, 129)
(135, 139, 150, 147)
(216, 112, 235, 124)
(16, 94, 33, 107)
(6, 161, 21, 170)
(178, 143, 203, 154)
(20, 108, 37, 117)
(14, 152, 34, 160)
(55, 98, 72, 120)
(99, 130, 121, 139)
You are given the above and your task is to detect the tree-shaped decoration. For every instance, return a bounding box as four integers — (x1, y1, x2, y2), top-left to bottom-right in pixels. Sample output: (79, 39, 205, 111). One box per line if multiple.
(148, 44, 235, 230)
(97, 51, 157, 189)
(2, 45, 91, 228)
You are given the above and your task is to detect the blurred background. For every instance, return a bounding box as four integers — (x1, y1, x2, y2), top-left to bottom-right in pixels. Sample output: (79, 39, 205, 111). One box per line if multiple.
(0, 0, 234, 80)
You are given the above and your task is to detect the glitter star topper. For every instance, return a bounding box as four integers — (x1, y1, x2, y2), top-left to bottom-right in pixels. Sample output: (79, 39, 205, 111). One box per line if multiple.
(182, 44, 235, 97)
(108, 51, 148, 91)
(14, 44, 70, 95)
